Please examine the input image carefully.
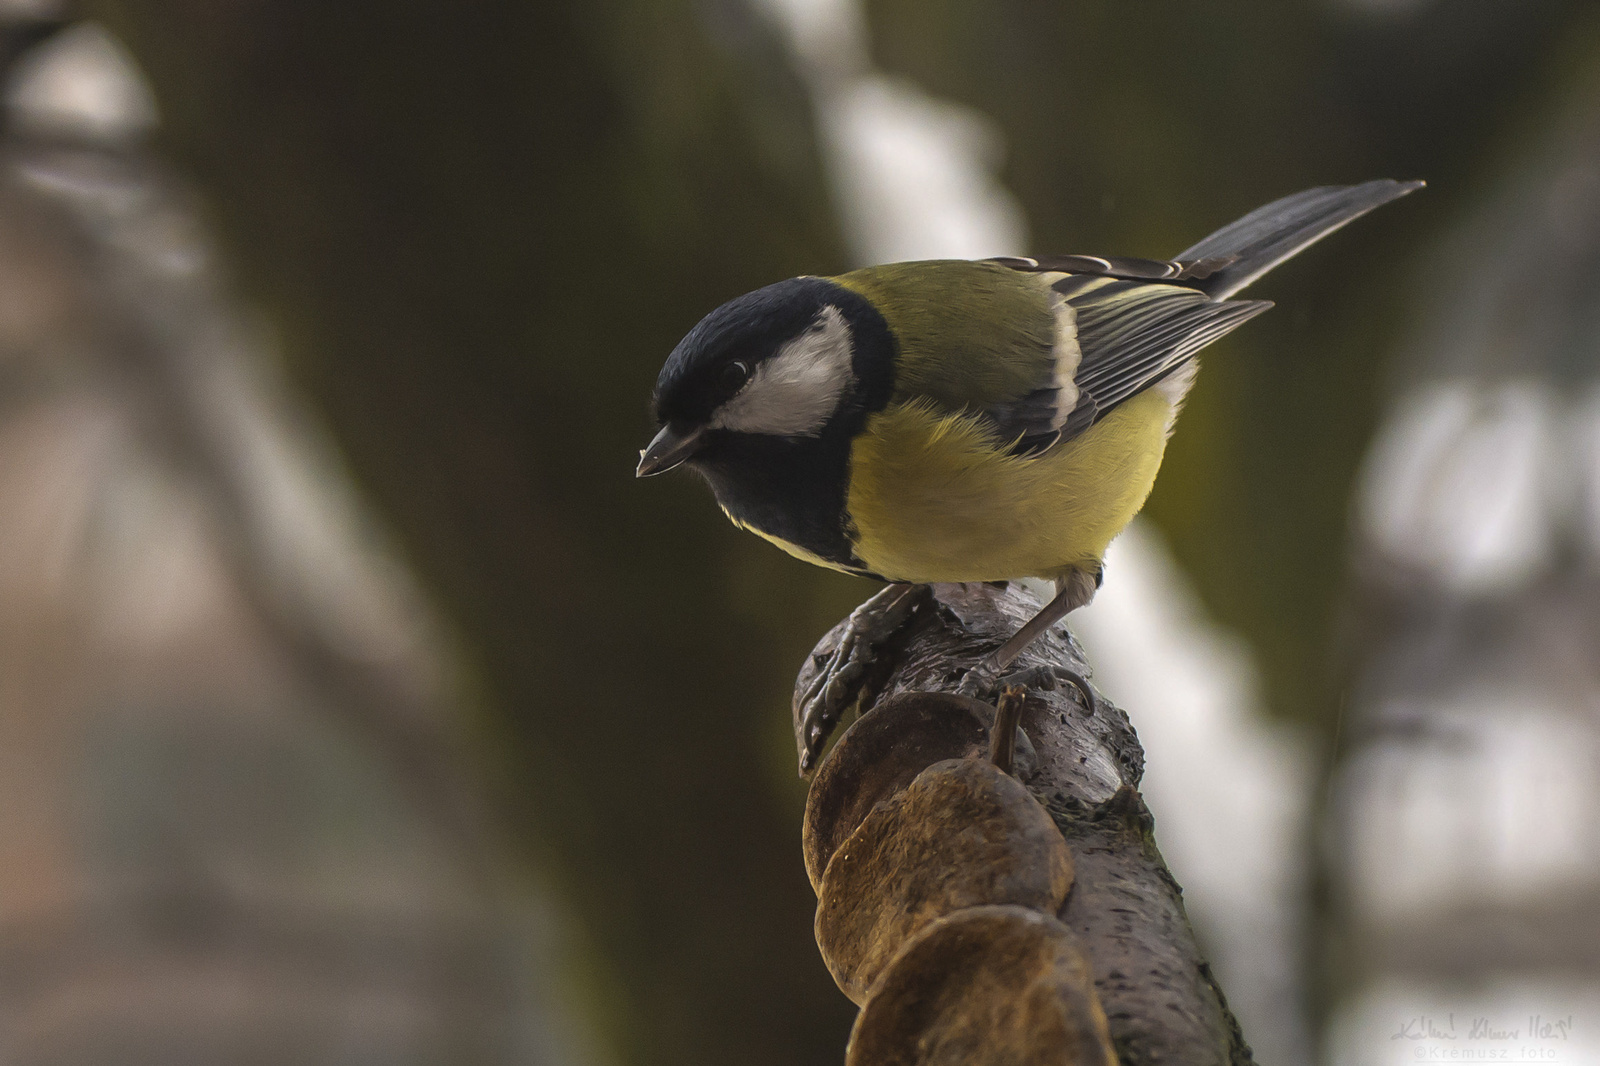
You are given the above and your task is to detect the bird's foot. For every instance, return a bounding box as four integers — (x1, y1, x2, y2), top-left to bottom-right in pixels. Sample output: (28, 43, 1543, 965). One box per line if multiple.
(953, 657, 1003, 700)
(957, 660, 1097, 716)
(796, 583, 930, 775)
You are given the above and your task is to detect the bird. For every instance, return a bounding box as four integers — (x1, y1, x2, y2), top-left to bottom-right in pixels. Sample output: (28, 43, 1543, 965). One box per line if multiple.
(637, 180, 1421, 772)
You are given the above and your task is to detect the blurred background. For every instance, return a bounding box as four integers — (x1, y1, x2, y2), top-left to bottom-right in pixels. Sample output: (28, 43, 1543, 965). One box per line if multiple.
(0, 1, 1597, 1064)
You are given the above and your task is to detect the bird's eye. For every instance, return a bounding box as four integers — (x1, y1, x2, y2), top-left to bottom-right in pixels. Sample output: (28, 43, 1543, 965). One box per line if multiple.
(720, 360, 751, 392)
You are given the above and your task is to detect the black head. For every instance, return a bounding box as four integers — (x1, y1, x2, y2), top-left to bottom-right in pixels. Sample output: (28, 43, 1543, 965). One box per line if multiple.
(636, 276, 895, 477)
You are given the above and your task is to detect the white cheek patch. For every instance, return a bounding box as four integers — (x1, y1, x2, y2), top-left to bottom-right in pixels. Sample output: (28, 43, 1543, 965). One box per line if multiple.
(711, 305, 856, 437)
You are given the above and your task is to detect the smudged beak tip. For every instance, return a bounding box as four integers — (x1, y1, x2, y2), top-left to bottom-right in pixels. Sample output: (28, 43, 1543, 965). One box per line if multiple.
(636, 424, 704, 478)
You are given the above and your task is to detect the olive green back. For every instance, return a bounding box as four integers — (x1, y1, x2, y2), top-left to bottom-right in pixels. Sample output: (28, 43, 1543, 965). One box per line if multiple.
(832, 260, 1059, 413)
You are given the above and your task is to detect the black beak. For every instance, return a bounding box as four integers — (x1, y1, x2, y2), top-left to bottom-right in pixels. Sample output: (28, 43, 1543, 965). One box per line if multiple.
(636, 424, 707, 477)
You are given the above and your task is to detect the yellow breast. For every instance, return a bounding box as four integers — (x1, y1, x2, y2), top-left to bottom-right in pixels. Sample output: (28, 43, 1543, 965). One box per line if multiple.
(844, 389, 1175, 583)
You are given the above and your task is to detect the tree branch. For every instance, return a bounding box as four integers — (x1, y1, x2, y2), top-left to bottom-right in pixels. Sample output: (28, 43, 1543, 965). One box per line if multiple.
(796, 581, 1255, 1065)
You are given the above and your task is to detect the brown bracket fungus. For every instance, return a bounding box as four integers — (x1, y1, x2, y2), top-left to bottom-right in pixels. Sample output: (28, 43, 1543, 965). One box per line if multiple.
(845, 905, 1117, 1066)
(814, 756, 1074, 1003)
(802, 690, 997, 891)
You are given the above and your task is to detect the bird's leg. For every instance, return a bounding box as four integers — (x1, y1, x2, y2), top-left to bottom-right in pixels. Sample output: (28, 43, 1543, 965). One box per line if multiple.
(796, 582, 930, 774)
(955, 567, 1100, 715)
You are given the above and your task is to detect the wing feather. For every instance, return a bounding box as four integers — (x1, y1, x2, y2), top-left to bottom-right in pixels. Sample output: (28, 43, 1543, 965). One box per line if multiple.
(837, 257, 1270, 460)
(988, 253, 1236, 283)
(1040, 275, 1270, 444)
(964, 181, 1419, 452)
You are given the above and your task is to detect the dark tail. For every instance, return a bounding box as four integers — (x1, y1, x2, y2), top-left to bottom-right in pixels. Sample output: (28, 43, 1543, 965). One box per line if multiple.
(1180, 179, 1423, 299)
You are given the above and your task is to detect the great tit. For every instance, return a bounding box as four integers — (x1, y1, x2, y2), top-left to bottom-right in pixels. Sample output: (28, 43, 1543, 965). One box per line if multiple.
(638, 180, 1420, 770)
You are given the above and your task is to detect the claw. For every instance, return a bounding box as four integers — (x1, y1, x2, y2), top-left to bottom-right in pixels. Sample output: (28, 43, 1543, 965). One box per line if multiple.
(1002, 664, 1097, 717)
(952, 570, 1099, 710)
(957, 660, 1096, 717)
(796, 583, 929, 775)
(954, 659, 1000, 700)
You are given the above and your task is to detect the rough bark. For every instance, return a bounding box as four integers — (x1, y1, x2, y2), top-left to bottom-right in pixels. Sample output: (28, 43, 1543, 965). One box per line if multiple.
(798, 582, 1254, 1065)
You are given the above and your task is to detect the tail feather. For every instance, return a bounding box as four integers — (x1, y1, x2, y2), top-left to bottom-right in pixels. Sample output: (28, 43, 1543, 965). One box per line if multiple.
(1179, 179, 1423, 299)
